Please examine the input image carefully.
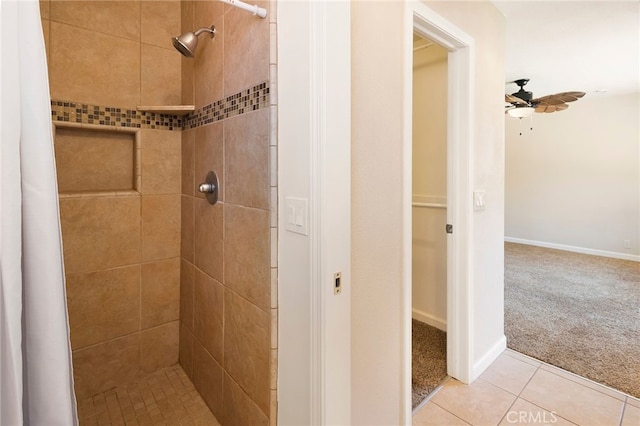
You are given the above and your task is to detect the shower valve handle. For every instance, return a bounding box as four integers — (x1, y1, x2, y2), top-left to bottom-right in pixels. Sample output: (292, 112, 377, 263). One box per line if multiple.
(198, 183, 216, 193)
(198, 171, 220, 205)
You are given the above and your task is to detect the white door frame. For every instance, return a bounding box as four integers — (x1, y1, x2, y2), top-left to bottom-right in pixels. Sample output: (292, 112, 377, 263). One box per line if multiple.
(402, 2, 475, 419)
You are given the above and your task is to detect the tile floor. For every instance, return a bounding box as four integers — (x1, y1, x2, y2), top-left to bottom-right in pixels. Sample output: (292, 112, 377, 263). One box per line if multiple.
(77, 364, 219, 426)
(413, 349, 640, 426)
(76, 350, 639, 425)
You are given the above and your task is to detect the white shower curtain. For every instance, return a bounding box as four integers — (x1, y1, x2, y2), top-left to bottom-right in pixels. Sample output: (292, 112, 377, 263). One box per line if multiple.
(0, 1, 78, 424)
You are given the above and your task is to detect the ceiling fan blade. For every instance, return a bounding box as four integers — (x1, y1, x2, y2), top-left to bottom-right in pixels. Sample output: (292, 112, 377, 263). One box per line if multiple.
(534, 91, 586, 105)
(505, 94, 528, 105)
(535, 104, 553, 113)
(535, 103, 570, 113)
(536, 97, 565, 106)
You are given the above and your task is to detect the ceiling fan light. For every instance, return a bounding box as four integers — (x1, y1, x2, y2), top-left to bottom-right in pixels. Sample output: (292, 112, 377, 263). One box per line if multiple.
(507, 106, 535, 118)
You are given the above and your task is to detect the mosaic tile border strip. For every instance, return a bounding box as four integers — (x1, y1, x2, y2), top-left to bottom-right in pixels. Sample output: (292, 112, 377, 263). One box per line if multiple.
(182, 82, 270, 129)
(50, 82, 270, 132)
(50, 101, 182, 131)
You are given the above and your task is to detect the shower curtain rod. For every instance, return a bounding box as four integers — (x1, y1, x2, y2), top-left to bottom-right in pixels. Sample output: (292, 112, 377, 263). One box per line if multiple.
(220, 0, 267, 19)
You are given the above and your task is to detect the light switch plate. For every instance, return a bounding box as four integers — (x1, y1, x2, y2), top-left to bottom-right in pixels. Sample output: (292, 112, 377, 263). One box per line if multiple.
(285, 197, 309, 235)
(473, 191, 486, 211)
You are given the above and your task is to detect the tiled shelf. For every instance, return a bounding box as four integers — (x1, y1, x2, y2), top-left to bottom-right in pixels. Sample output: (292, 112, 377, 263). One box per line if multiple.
(136, 105, 195, 116)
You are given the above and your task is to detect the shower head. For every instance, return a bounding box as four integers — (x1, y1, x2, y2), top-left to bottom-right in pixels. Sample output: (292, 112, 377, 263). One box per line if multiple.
(172, 25, 216, 58)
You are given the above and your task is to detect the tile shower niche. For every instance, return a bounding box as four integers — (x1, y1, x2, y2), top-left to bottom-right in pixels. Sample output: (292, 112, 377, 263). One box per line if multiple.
(54, 124, 140, 194)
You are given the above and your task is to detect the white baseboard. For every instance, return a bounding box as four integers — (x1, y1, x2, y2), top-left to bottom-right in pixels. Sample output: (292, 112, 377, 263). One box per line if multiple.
(412, 308, 447, 332)
(472, 335, 506, 380)
(504, 237, 640, 262)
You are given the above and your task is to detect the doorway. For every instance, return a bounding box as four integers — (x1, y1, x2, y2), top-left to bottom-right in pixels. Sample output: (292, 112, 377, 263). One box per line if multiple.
(410, 32, 449, 410)
(403, 4, 476, 420)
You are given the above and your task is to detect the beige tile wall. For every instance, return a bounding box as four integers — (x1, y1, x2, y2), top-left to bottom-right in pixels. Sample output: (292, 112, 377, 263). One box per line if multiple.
(42, 0, 181, 109)
(179, 1, 277, 425)
(59, 130, 182, 398)
(54, 128, 136, 192)
(222, 1, 270, 96)
(191, 0, 224, 109)
(41, 0, 183, 398)
(59, 196, 142, 274)
(41, 1, 278, 421)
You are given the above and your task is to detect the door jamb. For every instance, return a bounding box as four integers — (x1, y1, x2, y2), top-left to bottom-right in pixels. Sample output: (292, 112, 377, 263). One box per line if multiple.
(403, 2, 475, 421)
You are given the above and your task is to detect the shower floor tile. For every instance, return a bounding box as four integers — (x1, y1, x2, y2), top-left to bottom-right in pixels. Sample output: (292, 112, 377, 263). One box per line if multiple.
(77, 364, 219, 426)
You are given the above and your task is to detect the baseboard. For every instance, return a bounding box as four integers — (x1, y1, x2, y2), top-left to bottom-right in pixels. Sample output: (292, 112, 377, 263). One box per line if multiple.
(472, 335, 506, 381)
(412, 308, 447, 332)
(504, 237, 640, 262)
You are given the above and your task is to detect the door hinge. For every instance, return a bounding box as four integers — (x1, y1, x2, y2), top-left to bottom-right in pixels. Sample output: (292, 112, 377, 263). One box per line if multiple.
(446, 224, 453, 234)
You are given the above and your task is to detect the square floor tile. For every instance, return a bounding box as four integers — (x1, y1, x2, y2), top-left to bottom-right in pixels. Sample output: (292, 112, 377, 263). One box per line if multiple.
(504, 349, 542, 368)
(481, 353, 538, 395)
(627, 396, 640, 409)
(520, 369, 624, 426)
(431, 379, 516, 426)
(539, 364, 627, 402)
(498, 398, 577, 425)
(413, 401, 470, 425)
(621, 404, 640, 426)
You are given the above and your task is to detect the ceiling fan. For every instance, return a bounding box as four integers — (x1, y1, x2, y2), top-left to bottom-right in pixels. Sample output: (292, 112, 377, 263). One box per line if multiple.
(505, 79, 585, 118)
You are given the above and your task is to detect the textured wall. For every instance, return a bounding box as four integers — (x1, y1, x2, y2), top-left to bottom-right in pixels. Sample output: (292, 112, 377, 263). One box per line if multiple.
(505, 93, 640, 258)
(41, 0, 182, 398)
(178, 1, 277, 425)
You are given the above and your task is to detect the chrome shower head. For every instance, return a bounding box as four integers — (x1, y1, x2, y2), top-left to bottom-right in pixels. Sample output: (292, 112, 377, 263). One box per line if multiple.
(172, 25, 216, 58)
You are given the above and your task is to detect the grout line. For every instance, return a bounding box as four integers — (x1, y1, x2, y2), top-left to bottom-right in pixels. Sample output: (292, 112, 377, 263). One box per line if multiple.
(221, 286, 226, 370)
(191, 263, 270, 315)
(193, 334, 224, 371)
(138, 1, 142, 109)
(516, 359, 541, 398)
(618, 402, 626, 426)
(511, 353, 626, 426)
(429, 399, 472, 425)
(138, 187, 143, 353)
(65, 262, 142, 277)
(507, 349, 632, 401)
(495, 353, 562, 424)
(47, 18, 142, 45)
(412, 375, 451, 414)
(497, 396, 520, 426)
(540, 363, 630, 401)
(225, 371, 271, 421)
(492, 358, 575, 426)
(503, 348, 542, 367)
(627, 395, 640, 407)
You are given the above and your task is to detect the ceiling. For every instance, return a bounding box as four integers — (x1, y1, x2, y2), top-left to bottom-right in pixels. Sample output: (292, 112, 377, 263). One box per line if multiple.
(492, 1, 640, 99)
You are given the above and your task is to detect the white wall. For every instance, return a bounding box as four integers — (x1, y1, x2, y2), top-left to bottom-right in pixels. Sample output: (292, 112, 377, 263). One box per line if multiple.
(424, 0, 507, 378)
(352, 1, 505, 424)
(505, 93, 640, 260)
(277, 1, 352, 425)
(351, 2, 405, 424)
(277, 2, 312, 423)
(412, 44, 448, 330)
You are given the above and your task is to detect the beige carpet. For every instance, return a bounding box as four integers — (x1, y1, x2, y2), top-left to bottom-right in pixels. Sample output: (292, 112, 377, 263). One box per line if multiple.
(505, 242, 640, 398)
(412, 320, 447, 408)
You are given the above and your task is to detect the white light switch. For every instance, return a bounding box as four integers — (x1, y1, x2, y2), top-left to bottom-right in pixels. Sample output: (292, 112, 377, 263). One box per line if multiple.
(285, 197, 309, 235)
(473, 191, 486, 211)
